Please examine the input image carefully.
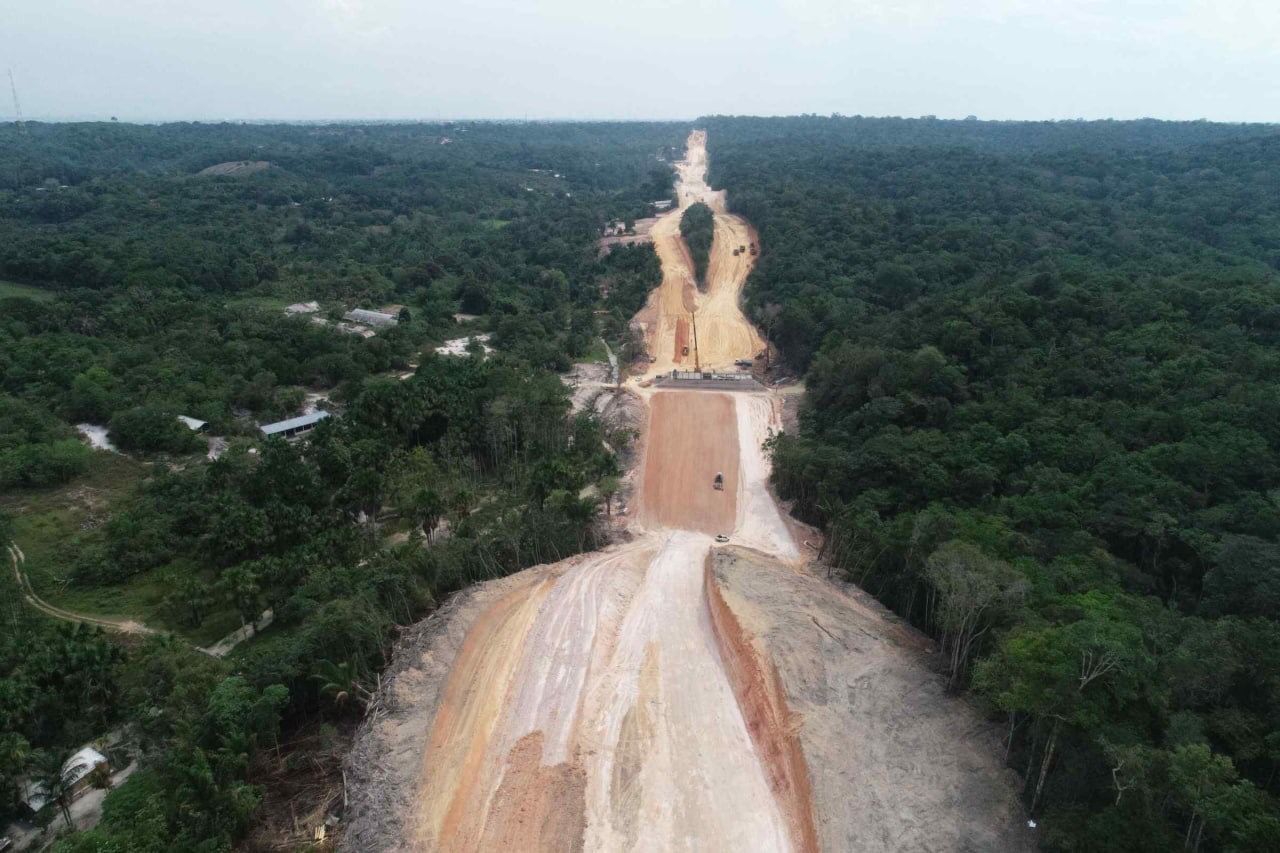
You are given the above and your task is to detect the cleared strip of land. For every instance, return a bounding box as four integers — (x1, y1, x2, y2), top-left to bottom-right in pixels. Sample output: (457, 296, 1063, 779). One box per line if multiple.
(342, 130, 1030, 853)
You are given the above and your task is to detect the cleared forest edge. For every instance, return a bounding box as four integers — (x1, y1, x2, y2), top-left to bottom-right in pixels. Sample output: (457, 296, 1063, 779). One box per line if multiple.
(711, 548, 1035, 852)
(704, 554, 820, 853)
(341, 130, 1030, 852)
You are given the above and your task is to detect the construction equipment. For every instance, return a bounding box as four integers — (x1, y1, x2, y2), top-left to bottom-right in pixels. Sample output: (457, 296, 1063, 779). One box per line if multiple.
(713, 472, 724, 491)
(690, 311, 701, 372)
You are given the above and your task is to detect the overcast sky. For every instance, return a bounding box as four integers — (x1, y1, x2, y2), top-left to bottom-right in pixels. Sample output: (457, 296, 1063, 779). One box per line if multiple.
(5, 1, 1279, 122)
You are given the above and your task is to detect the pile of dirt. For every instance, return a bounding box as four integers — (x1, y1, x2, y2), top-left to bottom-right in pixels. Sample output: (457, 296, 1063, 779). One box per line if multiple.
(711, 547, 1034, 852)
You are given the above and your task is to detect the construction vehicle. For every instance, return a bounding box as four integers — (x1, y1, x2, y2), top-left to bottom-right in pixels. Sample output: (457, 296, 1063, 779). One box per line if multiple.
(713, 472, 724, 491)
(715, 534, 730, 543)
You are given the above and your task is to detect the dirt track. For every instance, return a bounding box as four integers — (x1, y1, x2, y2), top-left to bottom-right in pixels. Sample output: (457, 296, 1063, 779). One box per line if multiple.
(635, 130, 765, 375)
(636, 392, 738, 534)
(342, 131, 1030, 852)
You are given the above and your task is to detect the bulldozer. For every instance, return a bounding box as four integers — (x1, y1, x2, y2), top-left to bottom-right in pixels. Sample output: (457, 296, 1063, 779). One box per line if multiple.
(713, 472, 724, 491)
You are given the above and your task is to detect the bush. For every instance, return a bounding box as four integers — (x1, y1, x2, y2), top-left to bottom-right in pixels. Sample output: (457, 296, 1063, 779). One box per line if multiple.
(108, 407, 203, 454)
(0, 439, 91, 488)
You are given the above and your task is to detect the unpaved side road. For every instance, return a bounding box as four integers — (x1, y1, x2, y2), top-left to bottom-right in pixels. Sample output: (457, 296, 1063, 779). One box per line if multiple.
(8, 541, 155, 635)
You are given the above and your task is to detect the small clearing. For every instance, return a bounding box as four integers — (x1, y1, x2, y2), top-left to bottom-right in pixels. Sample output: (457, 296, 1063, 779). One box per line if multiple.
(597, 216, 661, 257)
(75, 423, 117, 452)
(434, 334, 493, 357)
(197, 160, 271, 177)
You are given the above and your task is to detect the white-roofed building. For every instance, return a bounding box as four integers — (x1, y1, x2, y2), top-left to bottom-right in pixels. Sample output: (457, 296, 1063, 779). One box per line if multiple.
(176, 415, 208, 432)
(343, 308, 398, 328)
(260, 410, 331, 440)
(22, 747, 109, 814)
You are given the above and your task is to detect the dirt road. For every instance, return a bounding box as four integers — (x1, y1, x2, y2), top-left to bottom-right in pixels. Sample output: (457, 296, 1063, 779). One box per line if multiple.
(343, 132, 1030, 852)
(636, 391, 739, 534)
(636, 131, 765, 375)
(8, 541, 155, 635)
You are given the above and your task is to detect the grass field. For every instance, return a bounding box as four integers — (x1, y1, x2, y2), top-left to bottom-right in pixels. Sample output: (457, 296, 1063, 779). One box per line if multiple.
(0, 280, 56, 301)
(582, 337, 612, 364)
(2, 451, 241, 646)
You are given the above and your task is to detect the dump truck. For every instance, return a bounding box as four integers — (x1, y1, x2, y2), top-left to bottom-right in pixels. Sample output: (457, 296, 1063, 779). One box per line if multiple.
(713, 472, 724, 491)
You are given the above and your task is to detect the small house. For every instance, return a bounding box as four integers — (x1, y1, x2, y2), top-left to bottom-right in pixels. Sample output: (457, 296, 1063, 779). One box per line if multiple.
(176, 416, 208, 432)
(21, 747, 109, 814)
(260, 411, 331, 441)
(343, 308, 398, 328)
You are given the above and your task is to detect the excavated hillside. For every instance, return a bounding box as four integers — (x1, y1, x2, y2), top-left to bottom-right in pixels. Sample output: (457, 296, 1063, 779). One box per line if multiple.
(342, 130, 1033, 852)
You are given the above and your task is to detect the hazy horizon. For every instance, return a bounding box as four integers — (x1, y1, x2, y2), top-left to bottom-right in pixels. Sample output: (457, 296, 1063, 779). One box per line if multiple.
(6, 1, 1279, 124)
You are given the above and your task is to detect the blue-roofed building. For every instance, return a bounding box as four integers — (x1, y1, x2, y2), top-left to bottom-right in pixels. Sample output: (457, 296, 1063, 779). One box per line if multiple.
(259, 410, 331, 440)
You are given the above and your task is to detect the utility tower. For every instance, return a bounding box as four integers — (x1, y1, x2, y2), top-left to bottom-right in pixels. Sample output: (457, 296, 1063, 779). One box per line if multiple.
(8, 69, 25, 133)
(690, 311, 701, 372)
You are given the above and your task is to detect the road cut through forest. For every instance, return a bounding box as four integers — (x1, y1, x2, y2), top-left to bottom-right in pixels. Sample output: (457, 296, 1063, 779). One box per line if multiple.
(343, 130, 1034, 853)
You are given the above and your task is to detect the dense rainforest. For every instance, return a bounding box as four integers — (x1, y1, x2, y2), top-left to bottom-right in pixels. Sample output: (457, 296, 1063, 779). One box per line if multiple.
(705, 115, 1280, 851)
(0, 120, 683, 850)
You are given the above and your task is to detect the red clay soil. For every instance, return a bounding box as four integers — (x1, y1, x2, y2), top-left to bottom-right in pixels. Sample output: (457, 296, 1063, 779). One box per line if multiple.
(637, 391, 738, 534)
(673, 317, 689, 363)
(414, 572, 556, 850)
(705, 557, 820, 853)
(478, 732, 587, 852)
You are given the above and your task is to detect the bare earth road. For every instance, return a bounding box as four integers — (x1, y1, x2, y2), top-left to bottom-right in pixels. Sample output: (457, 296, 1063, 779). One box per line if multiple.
(344, 131, 1033, 852)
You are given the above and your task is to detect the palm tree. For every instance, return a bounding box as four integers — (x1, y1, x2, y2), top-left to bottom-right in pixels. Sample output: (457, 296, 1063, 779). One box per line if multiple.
(311, 659, 379, 712)
(32, 749, 75, 829)
(599, 476, 621, 516)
